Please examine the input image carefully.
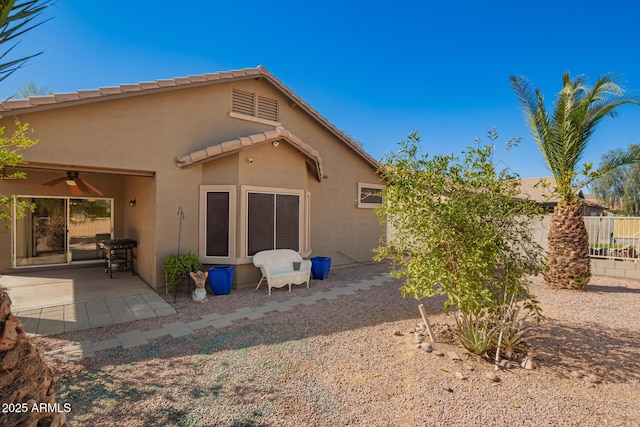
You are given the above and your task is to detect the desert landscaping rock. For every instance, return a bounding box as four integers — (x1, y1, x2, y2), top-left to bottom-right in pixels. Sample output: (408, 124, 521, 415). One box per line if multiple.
(455, 371, 467, 380)
(499, 359, 515, 369)
(442, 383, 454, 392)
(392, 329, 402, 336)
(485, 371, 500, 382)
(27, 265, 640, 426)
(520, 356, 537, 370)
(447, 351, 461, 361)
(420, 342, 433, 352)
(433, 350, 444, 357)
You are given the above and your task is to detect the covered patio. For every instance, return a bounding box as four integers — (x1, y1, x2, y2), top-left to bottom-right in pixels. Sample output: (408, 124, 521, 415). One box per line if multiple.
(1, 266, 175, 336)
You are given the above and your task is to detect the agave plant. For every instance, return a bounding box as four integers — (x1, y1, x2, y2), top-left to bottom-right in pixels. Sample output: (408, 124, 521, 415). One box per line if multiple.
(455, 312, 497, 356)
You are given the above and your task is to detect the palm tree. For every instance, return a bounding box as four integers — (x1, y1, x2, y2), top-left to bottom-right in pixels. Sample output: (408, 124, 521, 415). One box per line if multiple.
(510, 72, 640, 289)
(0, 0, 54, 83)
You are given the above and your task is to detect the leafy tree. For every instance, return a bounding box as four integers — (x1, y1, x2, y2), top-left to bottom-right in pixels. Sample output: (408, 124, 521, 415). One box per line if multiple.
(0, 1, 53, 228)
(0, 0, 54, 82)
(0, 121, 38, 228)
(374, 130, 545, 358)
(510, 73, 640, 289)
(589, 145, 640, 215)
(14, 80, 51, 97)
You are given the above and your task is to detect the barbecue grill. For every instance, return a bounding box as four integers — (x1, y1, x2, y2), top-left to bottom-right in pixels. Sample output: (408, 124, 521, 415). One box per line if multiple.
(103, 239, 137, 278)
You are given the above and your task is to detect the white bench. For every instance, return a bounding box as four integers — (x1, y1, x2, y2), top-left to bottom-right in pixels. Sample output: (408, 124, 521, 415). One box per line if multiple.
(253, 249, 311, 295)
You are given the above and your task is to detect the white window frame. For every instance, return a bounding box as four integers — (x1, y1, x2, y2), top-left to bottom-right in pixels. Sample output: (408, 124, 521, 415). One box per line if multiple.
(199, 185, 237, 263)
(239, 185, 310, 259)
(357, 182, 385, 208)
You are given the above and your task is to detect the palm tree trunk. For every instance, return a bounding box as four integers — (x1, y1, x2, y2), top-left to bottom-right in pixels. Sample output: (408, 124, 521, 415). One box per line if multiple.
(545, 204, 591, 289)
(0, 288, 68, 426)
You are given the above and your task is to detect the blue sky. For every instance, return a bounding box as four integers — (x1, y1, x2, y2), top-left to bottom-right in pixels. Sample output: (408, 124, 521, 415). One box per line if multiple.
(1, 0, 639, 181)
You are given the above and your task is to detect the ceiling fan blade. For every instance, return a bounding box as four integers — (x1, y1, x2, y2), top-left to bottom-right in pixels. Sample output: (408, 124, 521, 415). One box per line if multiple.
(69, 184, 83, 196)
(42, 177, 67, 187)
(79, 178, 104, 196)
(75, 178, 90, 194)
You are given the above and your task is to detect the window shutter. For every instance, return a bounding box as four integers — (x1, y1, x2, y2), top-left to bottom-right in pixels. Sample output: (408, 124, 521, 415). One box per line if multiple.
(275, 194, 299, 251)
(257, 95, 279, 122)
(247, 193, 275, 256)
(206, 192, 230, 257)
(232, 89, 255, 116)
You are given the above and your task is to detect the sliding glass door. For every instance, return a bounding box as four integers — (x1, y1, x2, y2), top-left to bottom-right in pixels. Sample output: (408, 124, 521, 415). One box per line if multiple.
(14, 197, 113, 267)
(68, 199, 112, 261)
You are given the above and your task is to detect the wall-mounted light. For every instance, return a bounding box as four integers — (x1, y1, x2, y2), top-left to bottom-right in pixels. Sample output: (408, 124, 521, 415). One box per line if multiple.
(129, 199, 136, 207)
(248, 157, 254, 163)
(272, 141, 279, 147)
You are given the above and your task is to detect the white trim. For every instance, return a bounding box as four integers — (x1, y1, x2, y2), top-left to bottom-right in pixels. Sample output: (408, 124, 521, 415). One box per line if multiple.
(12, 195, 114, 268)
(228, 111, 281, 127)
(239, 185, 308, 260)
(357, 182, 385, 208)
(199, 185, 237, 263)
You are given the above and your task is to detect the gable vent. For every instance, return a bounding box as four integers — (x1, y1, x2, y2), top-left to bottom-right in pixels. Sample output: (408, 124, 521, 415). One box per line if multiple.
(232, 88, 255, 116)
(257, 95, 279, 122)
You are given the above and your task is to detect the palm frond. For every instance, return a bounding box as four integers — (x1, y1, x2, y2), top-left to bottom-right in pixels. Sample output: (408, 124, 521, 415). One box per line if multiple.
(511, 72, 640, 204)
(510, 76, 558, 174)
(0, 0, 54, 82)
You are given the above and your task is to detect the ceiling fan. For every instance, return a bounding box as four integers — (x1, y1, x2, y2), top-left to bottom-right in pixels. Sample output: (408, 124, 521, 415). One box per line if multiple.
(42, 171, 104, 196)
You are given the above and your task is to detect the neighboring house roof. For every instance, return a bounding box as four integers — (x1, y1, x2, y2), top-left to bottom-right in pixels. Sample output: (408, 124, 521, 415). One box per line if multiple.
(0, 66, 379, 171)
(517, 177, 607, 210)
(516, 177, 564, 206)
(176, 127, 325, 182)
(583, 194, 611, 210)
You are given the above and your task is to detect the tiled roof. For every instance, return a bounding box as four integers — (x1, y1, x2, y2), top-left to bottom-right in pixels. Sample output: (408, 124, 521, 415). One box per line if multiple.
(176, 127, 325, 182)
(517, 177, 561, 204)
(0, 68, 266, 112)
(517, 177, 607, 209)
(0, 66, 379, 170)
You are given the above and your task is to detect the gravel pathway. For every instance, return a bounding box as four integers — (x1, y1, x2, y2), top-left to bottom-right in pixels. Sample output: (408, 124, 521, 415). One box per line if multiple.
(32, 263, 640, 426)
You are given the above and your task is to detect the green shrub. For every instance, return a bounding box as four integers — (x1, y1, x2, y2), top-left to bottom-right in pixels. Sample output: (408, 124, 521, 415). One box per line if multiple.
(374, 129, 546, 361)
(162, 251, 202, 293)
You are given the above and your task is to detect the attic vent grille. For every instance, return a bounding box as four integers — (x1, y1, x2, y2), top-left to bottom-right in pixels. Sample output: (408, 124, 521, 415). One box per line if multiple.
(257, 95, 279, 122)
(231, 88, 279, 123)
(232, 89, 255, 116)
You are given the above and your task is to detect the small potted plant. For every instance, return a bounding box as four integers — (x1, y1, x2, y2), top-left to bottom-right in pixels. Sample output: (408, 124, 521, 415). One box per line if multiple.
(162, 251, 202, 296)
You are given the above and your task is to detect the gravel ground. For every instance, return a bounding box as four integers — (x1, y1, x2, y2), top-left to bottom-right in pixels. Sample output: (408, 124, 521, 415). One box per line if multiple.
(32, 263, 640, 427)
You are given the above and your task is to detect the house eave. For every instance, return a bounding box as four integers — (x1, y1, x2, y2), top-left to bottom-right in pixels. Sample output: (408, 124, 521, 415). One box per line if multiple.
(176, 127, 325, 182)
(0, 66, 380, 172)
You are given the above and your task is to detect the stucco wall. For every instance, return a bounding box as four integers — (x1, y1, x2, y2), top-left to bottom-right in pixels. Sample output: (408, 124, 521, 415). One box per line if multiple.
(0, 76, 383, 291)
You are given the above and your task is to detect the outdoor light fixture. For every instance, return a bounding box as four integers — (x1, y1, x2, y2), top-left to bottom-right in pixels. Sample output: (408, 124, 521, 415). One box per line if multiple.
(272, 141, 279, 147)
(129, 199, 136, 207)
(66, 179, 78, 186)
(248, 157, 254, 163)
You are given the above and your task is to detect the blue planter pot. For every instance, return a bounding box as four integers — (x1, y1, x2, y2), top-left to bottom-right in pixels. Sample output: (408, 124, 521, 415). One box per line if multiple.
(310, 256, 331, 280)
(208, 265, 234, 295)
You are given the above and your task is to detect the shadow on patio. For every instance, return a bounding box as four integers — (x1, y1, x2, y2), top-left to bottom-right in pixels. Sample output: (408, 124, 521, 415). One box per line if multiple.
(0, 266, 175, 336)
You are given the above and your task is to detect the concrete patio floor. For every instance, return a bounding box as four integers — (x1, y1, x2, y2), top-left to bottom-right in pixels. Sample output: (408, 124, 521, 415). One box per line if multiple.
(1, 266, 176, 336)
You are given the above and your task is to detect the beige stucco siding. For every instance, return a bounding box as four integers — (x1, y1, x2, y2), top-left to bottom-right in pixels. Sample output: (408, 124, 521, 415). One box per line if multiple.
(278, 96, 383, 264)
(0, 75, 383, 291)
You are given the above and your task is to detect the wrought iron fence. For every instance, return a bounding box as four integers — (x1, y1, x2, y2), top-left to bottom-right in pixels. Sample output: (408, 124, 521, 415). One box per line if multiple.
(584, 216, 640, 261)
